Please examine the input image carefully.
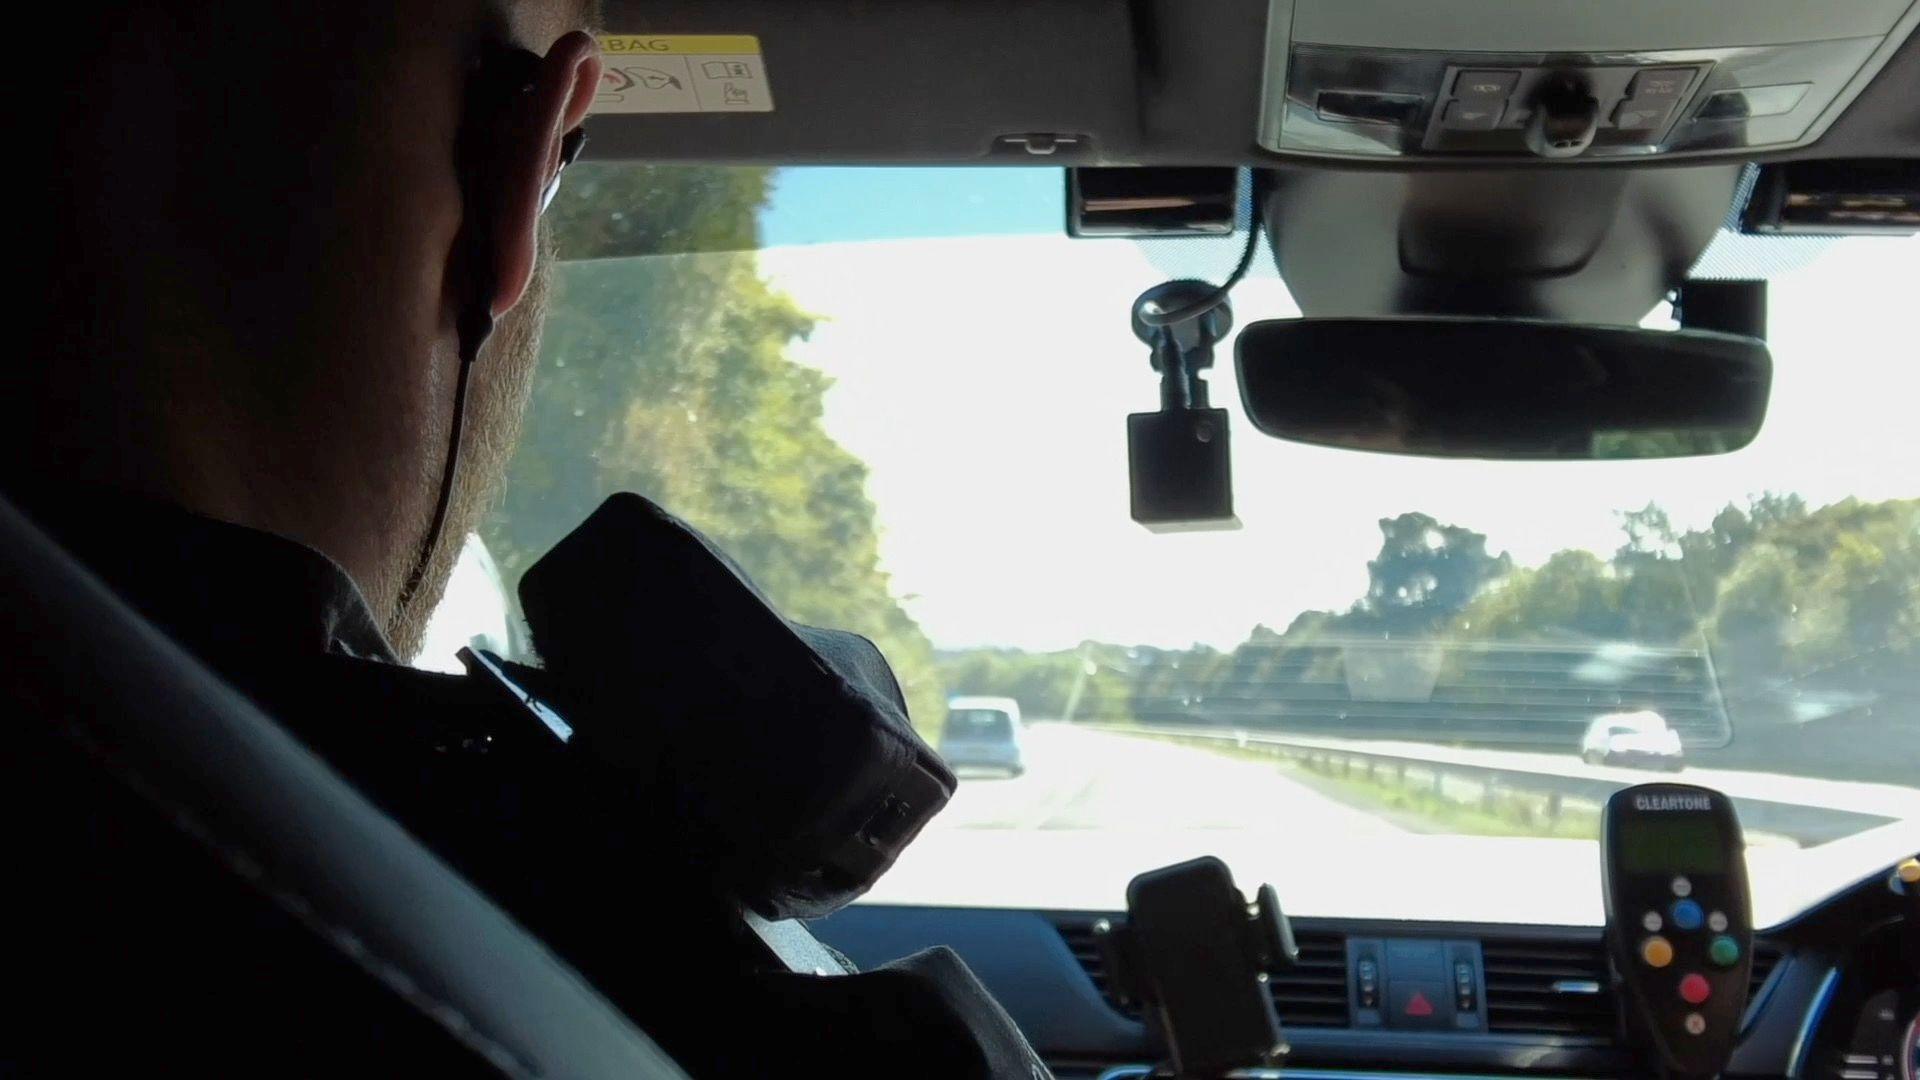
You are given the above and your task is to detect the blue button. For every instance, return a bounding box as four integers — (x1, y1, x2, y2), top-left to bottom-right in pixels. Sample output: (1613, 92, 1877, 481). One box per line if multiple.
(1671, 899, 1704, 930)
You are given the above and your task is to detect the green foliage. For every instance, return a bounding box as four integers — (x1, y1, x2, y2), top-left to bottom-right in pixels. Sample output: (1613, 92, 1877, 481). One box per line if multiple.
(1129, 645, 1234, 725)
(1453, 550, 1623, 641)
(484, 165, 945, 735)
(1588, 429, 1750, 460)
(1441, 493, 1917, 691)
(544, 163, 770, 258)
(1701, 497, 1918, 684)
(1356, 512, 1513, 633)
(936, 645, 1136, 721)
(945, 494, 1917, 743)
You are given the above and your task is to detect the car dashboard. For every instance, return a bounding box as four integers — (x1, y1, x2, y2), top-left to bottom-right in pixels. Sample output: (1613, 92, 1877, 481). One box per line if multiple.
(816, 861, 1917, 1080)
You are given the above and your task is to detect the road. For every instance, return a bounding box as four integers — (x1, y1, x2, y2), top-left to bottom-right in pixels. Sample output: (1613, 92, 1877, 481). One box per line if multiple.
(864, 724, 1920, 927)
(1161, 728, 1920, 822)
(932, 723, 1403, 833)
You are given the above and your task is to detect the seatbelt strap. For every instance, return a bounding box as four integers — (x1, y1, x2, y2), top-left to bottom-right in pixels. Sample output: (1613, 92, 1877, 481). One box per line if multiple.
(741, 910, 856, 976)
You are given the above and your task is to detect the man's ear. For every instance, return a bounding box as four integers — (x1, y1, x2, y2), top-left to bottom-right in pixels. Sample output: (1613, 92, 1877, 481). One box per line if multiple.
(484, 31, 602, 318)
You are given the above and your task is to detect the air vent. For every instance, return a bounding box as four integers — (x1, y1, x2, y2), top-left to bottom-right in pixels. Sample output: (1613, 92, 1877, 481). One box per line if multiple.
(1747, 941, 1783, 1001)
(1055, 918, 1136, 1017)
(1275, 930, 1352, 1027)
(1482, 937, 1619, 1038)
(1053, 917, 1350, 1027)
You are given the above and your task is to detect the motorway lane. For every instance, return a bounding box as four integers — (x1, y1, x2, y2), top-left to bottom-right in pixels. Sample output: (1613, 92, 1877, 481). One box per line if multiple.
(1185, 730, 1920, 821)
(934, 723, 1403, 834)
(876, 723, 1608, 922)
(867, 724, 1920, 926)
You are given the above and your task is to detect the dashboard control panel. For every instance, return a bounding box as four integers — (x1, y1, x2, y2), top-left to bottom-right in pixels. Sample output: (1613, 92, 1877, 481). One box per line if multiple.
(825, 850, 1916, 1080)
(1346, 937, 1486, 1032)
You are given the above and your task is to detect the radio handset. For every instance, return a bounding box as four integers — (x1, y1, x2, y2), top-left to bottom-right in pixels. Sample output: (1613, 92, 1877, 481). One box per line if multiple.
(1602, 783, 1753, 1079)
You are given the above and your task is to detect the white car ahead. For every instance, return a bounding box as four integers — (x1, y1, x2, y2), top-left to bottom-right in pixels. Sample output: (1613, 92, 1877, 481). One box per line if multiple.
(1579, 709, 1685, 771)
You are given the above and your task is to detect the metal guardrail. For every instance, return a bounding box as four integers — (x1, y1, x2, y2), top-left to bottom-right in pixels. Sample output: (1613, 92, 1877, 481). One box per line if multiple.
(1077, 723, 1891, 845)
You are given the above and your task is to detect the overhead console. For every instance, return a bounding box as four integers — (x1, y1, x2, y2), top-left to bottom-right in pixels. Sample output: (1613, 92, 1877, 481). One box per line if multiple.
(587, 0, 1919, 167)
(1259, 0, 1920, 161)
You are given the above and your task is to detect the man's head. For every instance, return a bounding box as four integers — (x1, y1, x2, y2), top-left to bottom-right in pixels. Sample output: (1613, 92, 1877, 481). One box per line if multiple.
(23, 2, 602, 657)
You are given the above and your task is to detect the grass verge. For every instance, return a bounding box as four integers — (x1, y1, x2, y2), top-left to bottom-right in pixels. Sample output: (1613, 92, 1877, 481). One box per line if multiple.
(1140, 731, 1601, 840)
(1274, 755, 1600, 839)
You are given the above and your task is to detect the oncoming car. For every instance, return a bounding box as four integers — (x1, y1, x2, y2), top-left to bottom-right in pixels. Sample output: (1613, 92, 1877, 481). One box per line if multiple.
(938, 696, 1027, 777)
(1580, 709, 1685, 771)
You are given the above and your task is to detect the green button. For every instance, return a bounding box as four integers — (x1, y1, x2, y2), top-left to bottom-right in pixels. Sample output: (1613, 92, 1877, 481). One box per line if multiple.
(1709, 936, 1740, 966)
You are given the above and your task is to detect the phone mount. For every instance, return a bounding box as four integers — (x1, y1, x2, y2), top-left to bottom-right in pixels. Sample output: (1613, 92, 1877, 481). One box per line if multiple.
(1127, 281, 1240, 532)
(1097, 856, 1296, 1078)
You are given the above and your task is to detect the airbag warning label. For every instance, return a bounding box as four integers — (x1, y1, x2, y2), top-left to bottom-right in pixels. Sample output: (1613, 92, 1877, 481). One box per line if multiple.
(593, 35, 772, 114)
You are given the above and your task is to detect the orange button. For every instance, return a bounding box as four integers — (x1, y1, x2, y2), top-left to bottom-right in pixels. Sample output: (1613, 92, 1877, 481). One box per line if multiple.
(1640, 936, 1674, 968)
(1679, 973, 1712, 1005)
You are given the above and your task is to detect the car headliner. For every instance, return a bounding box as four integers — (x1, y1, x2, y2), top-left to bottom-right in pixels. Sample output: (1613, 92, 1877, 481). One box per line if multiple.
(584, 0, 1920, 168)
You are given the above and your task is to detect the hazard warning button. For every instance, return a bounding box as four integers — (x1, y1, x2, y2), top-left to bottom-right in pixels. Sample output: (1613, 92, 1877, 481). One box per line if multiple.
(1388, 982, 1451, 1029)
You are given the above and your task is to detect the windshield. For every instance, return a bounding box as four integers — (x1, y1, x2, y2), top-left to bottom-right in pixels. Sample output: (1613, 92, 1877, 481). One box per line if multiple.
(482, 165, 1920, 927)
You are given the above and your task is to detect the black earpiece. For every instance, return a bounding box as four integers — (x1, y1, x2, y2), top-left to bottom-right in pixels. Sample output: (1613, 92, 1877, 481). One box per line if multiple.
(397, 44, 583, 615)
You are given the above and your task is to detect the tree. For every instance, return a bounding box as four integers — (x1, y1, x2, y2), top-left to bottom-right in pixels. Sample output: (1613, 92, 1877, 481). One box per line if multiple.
(1130, 645, 1234, 725)
(934, 494, 1914, 767)
(1353, 513, 1512, 634)
(1671, 494, 1808, 608)
(483, 165, 947, 734)
(935, 644, 1136, 722)
(545, 164, 770, 259)
(1704, 497, 1918, 685)
(1453, 550, 1623, 641)
(1707, 542, 1798, 679)
(1611, 504, 1709, 644)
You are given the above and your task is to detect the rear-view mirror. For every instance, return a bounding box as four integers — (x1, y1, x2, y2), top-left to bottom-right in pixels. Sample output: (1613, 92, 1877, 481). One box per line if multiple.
(1235, 319, 1771, 460)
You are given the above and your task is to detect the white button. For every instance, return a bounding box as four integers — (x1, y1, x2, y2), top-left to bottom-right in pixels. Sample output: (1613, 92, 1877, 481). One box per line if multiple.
(1684, 1012, 1707, 1035)
(1708, 911, 1728, 932)
(1671, 875, 1693, 897)
(1643, 911, 1664, 932)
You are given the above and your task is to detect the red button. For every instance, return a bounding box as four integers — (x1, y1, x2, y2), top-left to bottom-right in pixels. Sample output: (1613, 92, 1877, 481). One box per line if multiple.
(1405, 990, 1435, 1017)
(1679, 974, 1711, 1005)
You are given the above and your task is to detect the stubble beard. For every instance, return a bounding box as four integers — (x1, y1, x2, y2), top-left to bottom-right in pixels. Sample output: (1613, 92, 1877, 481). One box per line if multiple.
(383, 256, 550, 660)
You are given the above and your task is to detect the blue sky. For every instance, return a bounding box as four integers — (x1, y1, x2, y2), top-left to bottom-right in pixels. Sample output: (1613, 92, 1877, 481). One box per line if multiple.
(762, 167, 1062, 246)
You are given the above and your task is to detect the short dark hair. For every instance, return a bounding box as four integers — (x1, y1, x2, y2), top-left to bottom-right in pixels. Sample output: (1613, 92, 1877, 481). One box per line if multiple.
(20, 1, 570, 476)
